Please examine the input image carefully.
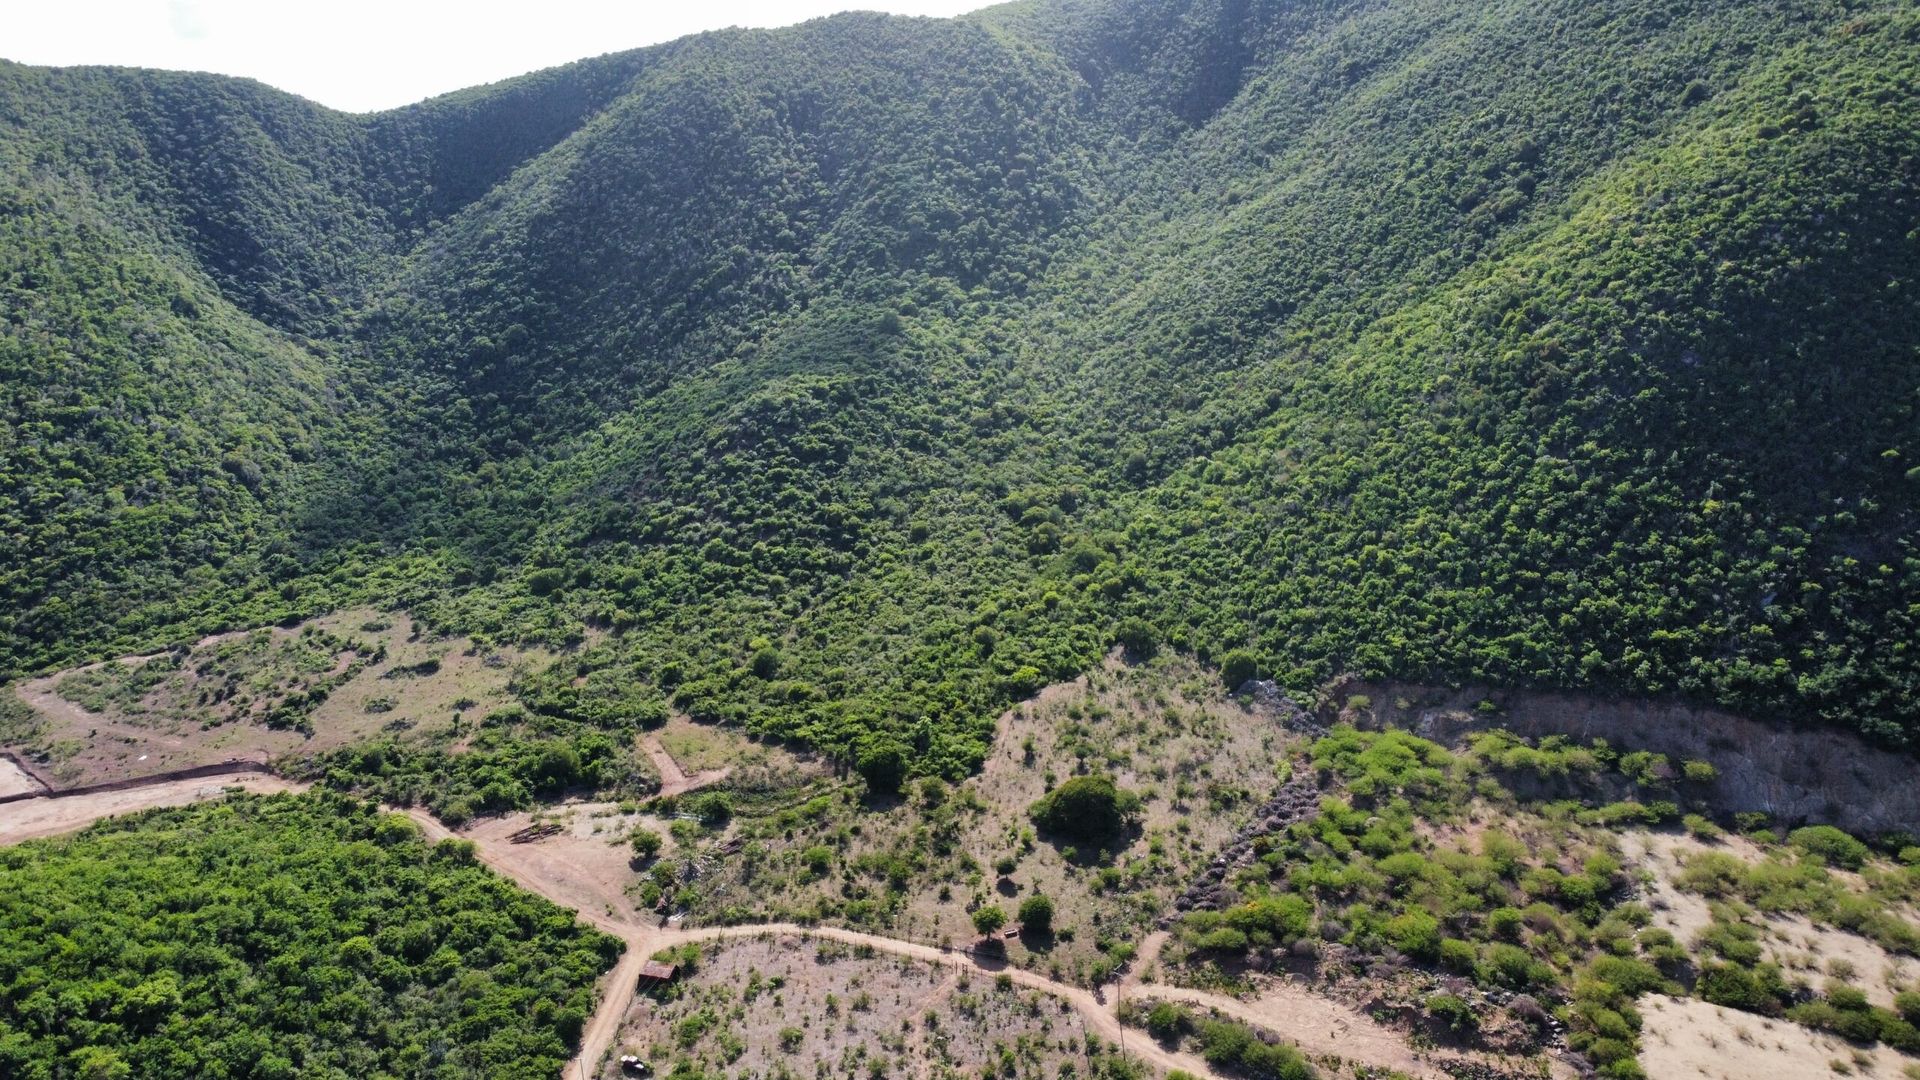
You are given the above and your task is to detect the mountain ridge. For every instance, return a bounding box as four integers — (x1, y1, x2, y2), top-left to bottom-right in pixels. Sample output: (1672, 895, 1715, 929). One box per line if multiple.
(1, 0, 1916, 783)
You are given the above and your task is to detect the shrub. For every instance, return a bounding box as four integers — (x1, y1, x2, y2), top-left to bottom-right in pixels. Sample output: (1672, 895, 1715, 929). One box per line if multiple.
(971, 905, 1007, 936)
(854, 739, 909, 795)
(1426, 993, 1478, 1031)
(1029, 775, 1141, 840)
(1789, 826, 1869, 870)
(1145, 1001, 1190, 1041)
(1222, 650, 1260, 687)
(1223, 896, 1312, 944)
(1439, 938, 1478, 973)
(629, 828, 664, 861)
(1695, 962, 1786, 1013)
(1115, 617, 1157, 657)
(1384, 909, 1442, 961)
(1682, 814, 1724, 840)
(1018, 894, 1055, 933)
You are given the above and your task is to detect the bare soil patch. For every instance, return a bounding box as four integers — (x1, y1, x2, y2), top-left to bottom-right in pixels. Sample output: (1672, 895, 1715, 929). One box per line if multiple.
(0, 755, 46, 797)
(600, 934, 1140, 1079)
(458, 801, 683, 927)
(1639, 993, 1920, 1079)
(4, 610, 552, 788)
(0, 775, 307, 845)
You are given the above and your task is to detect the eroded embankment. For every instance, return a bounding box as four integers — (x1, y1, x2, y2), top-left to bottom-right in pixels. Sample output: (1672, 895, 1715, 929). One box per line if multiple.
(1322, 677, 1920, 834)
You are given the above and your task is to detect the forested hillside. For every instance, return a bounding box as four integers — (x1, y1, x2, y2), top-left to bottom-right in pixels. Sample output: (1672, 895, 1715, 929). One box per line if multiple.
(2, 0, 1916, 792)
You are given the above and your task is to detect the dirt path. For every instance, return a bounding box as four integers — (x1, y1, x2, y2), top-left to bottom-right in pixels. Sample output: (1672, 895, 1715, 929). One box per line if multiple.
(638, 734, 729, 799)
(0, 775, 307, 845)
(3, 772, 1464, 1080)
(1122, 929, 1170, 992)
(569, 947, 646, 1080)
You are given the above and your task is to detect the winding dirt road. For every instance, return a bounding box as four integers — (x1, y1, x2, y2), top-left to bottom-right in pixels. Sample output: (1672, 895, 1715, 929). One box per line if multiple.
(3, 773, 1472, 1080)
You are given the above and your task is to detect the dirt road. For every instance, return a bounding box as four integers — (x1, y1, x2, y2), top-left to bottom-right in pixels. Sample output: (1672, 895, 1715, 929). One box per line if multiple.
(0, 775, 306, 845)
(4, 773, 1467, 1080)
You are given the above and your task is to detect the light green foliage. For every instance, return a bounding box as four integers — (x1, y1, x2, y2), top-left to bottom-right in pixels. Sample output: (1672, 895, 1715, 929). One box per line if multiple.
(971, 904, 1008, 936)
(1790, 825, 1871, 870)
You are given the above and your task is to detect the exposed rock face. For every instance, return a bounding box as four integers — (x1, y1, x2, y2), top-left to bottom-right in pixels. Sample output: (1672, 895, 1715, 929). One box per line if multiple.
(1320, 677, 1920, 835)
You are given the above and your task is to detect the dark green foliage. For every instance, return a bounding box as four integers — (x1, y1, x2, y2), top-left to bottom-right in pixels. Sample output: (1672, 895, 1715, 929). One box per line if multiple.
(854, 738, 910, 796)
(971, 904, 1008, 936)
(1018, 893, 1056, 933)
(1695, 962, 1790, 1014)
(1145, 1001, 1191, 1042)
(4, 0, 1920, 806)
(1192, 1017, 1315, 1080)
(0, 793, 621, 1079)
(1029, 774, 1142, 840)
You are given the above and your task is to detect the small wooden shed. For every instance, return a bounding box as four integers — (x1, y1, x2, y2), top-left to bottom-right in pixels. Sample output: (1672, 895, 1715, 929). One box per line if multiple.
(636, 960, 680, 986)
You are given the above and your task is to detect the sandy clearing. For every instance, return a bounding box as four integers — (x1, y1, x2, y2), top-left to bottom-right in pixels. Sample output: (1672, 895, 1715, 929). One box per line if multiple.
(1139, 981, 1450, 1079)
(1766, 913, 1919, 1009)
(643, 923, 1224, 1078)
(1623, 830, 1718, 946)
(0, 756, 46, 797)
(0, 775, 308, 845)
(1639, 993, 1920, 1080)
(1625, 830, 1920, 1008)
(638, 733, 728, 799)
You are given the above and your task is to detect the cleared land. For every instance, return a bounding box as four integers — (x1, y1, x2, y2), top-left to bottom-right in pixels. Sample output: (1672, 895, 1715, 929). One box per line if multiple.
(12, 653, 1917, 1080)
(681, 652, 1304, 984)
(3, 610, 551, 788)
(0, 755, 44, 797)
(599, 934, 1139, 1080)
(1639, 994, 1920, 1080)
(1628, 829, 1920, 1008)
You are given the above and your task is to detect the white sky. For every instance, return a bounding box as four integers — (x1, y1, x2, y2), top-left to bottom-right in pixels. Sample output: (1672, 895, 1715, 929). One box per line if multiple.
(5, 0, 988, 113)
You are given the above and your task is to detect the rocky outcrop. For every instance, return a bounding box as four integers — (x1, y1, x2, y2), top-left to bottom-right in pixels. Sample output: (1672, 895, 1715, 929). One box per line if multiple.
(1164, 685, 1327, 924)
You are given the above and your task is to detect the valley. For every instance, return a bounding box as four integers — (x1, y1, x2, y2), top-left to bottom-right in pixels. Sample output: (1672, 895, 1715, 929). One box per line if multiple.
(3, 0, 1919, 1075)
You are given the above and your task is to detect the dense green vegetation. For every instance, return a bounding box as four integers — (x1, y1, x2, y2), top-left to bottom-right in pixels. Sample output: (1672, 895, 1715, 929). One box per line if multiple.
(1029, 774, 1141, 840)
(3, 0, 1918, 801)
(0, 793, 622, 1079)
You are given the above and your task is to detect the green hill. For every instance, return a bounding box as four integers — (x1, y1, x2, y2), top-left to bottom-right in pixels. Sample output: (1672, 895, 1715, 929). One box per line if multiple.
(1, 0, 1915, 786)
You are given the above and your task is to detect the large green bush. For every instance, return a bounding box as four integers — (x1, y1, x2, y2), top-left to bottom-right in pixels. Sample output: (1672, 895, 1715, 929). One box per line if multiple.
(1029, 775, 1142, 840)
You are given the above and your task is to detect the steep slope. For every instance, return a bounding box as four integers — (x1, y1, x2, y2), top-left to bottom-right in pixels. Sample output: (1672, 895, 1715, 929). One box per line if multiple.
(1, 0, 1916, 783)
(1118, 6, 1920, 742)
